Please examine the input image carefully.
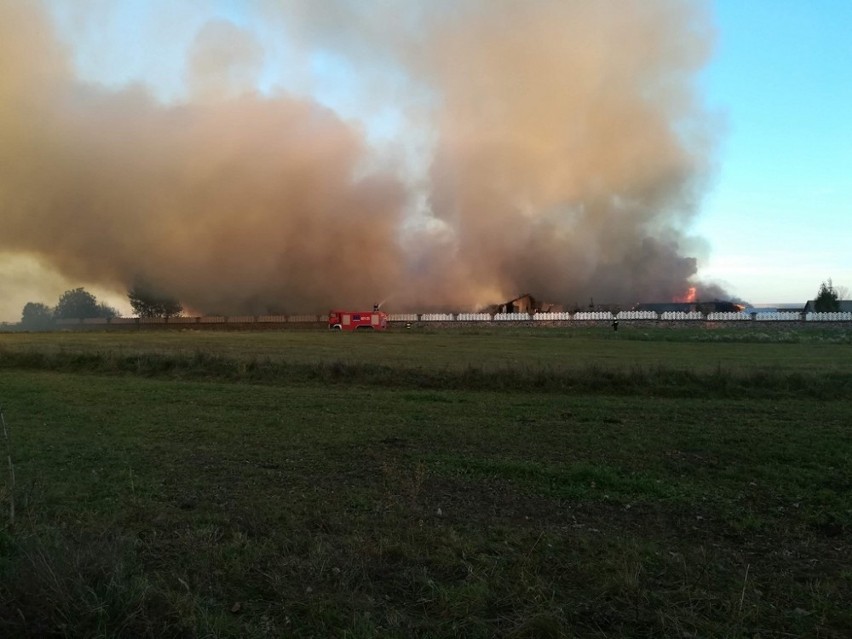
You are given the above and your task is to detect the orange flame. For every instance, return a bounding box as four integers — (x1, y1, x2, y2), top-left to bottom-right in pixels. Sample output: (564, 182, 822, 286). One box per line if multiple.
(674, 286, 697, 303)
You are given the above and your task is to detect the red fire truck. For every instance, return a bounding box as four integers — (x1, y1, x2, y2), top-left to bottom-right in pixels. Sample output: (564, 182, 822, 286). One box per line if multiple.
(328, 310, 389, 331)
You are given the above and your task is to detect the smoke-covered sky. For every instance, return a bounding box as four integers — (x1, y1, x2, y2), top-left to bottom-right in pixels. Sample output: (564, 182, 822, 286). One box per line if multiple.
(1, 0, 732, 319)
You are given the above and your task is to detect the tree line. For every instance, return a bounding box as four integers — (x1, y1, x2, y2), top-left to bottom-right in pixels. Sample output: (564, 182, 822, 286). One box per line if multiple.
(15, 278, 847, 330)
(19, 283, 182, 330)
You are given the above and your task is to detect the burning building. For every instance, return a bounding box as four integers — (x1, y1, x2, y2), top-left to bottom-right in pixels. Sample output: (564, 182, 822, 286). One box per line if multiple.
(485, 294, 564, 315)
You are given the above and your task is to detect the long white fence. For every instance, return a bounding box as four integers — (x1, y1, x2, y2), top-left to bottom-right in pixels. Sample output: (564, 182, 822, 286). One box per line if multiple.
(660, 311, 703, 320)
(419, 313, 455, 321)
(573, 311, 614, 320)
(50, 309, 852, 326)
(706, 312, 750, 321)
(806, 312, 852, 321)
(617, 310, 657, 320)
(535, 312, 572, 320)
(456, 313, 493, 321)
(494, 312, 531, 321)
(755, 312, 802, 321)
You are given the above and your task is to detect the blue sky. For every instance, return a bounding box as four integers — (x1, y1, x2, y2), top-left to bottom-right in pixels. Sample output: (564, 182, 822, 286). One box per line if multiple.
(41, 0, 852, 306)
(695, 1, 852, 302)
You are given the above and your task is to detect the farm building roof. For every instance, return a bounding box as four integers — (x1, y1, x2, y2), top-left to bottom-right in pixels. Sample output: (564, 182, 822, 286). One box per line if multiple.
(803, 300, 852, 313)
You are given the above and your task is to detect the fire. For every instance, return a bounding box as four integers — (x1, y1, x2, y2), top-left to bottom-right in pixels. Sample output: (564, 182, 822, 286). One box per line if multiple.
(674, 286, 697, 303)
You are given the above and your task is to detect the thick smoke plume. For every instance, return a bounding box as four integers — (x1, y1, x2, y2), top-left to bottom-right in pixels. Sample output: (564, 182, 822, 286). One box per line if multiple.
(0, 1, 723, 318)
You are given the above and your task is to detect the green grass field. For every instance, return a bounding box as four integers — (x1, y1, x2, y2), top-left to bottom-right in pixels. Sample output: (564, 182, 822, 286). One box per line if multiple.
(1, 326, 850, 637)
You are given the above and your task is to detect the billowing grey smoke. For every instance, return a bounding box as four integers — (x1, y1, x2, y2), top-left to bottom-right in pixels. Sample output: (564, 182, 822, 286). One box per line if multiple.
(0, 1, 723, 318)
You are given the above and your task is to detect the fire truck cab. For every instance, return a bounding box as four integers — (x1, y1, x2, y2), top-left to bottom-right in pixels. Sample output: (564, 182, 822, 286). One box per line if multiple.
(328, 310, 388, 331)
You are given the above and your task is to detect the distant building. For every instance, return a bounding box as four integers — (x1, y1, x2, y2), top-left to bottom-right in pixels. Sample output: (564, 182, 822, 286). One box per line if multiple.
(743, 305, 803, 315)
(803, 300, 852, 313)
(484, 293, 564, 314)
(505, 293, 536, 313)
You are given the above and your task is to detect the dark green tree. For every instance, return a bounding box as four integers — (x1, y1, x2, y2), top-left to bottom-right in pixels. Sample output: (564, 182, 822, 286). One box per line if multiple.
(96, 302, 119, 319)
(20, 302, 54, 329)
(54, 288, 98, 319)
(814, 279, 840, 312)
(53, 288, 115, 319)
(128, 281, 183, 318)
